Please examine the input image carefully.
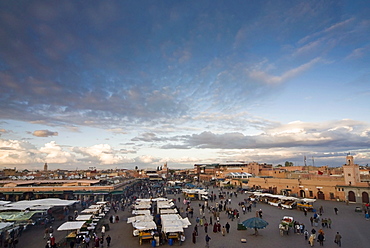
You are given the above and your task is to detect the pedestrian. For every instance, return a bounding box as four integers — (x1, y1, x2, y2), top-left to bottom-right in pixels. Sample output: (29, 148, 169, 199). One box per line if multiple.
(45, 240, 51, 248)
(105, 235, 111, 247)
(84, 235, 91, 248)
(225, 221, 230, 233)
(213, 222, 217, 233)
(317, 232, 325, 246)
(309, 234, 315, 247)
(115, 215, 119, 223)
(44, 227, 49, 239)
(334, 207, 338, 215)
(204, 222, 208, 233)
(192, 230, 196, 244)
(334, 232, 342, 247)
(304, 230, 309, 240)
(99, 236, 104, 248)
(179, 233, 185, 246)
(101, 225, 105, 237)
(69, 240, 75, 248)
(50, 234, 56, 248)
(221, 226, 226, 236)
(205, 234, 211, 247)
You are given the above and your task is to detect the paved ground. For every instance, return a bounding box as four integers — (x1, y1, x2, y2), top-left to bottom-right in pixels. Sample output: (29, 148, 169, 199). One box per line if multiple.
(20, 187, 370, 248)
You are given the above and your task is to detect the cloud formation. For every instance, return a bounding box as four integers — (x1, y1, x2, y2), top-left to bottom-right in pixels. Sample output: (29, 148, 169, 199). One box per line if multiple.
(32, 130, 58, 137)
(0, 1, 369, 169)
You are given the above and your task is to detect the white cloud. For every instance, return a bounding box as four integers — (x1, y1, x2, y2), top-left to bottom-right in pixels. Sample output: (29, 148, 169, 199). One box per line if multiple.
(39, 141, 74, 163)
(73, 144, 132, 164)
(249, 57, 321, 84)
(33, 130, 58, 137)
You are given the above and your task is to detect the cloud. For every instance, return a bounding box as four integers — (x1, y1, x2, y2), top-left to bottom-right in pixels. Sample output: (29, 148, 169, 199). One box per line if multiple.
(39, 141, 74, 163)
(249, 57, 321, 84)
(161, 119, 370, 150)
(345, 47, 368, 60)
(32, 130, 58, 137)
(73, 144, 133, 165)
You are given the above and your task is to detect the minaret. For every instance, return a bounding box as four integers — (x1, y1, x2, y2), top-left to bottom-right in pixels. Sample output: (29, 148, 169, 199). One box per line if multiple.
(343, 155, 360, 186)
(44, 163, 48, 171)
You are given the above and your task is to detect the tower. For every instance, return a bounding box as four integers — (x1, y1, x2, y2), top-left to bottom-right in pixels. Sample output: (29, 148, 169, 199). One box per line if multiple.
(343, 155, 360, 186)
(44, 163, 48, 171)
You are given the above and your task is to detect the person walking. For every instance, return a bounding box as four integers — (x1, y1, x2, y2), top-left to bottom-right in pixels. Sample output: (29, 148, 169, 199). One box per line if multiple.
(205, 234, 211, 248)
(317, 232, 325, 246)
(105, 235, 111, 247)
(225, 222, 230, 234)
(334, 207, 339, 215)
(221, 226, 226, 236)
(101, 225, 105, 238)
(44, 227, 49, 239)
(334, 232, 342, 247)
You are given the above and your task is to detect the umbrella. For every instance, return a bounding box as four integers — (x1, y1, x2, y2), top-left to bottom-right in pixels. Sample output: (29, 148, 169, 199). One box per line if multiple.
(241, 217, 269, 235)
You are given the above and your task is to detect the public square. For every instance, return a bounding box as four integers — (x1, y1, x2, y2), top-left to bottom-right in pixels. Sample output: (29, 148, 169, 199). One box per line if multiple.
(17, 186, 369, 248)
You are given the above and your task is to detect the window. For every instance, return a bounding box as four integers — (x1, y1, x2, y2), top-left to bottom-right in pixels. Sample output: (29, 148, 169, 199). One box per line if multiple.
(309, 191, 313, 197)
(330, 193, 335, 199)
(348, 173, 351, 176)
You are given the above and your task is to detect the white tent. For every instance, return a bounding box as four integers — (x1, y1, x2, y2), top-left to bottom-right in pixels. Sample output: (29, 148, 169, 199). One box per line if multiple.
(132, 221, 157, 231)
(132, 209, 151, 215)
(75, 215, 93, 221)
(127, 215, 153, 224)
(0, 222, 14, 231)
(81, 209, 99, 214)
(160, 209, 178, 214)
(57, 221, 86, 231)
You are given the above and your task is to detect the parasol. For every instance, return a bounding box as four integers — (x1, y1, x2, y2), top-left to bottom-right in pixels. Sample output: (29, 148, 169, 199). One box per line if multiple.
(241, 217, 269, 235)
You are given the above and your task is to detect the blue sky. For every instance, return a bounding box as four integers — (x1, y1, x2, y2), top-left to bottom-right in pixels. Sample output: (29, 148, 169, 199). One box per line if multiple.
(0, 0, 369, 170)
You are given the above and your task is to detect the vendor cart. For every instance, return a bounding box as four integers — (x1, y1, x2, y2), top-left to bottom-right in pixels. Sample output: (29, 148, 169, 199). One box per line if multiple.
(279, 216, 293, 236)
(139, 231, 153, 245)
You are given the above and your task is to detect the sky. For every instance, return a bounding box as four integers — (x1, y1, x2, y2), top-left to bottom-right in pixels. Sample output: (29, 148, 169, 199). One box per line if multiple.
(0, 0, 370, 171)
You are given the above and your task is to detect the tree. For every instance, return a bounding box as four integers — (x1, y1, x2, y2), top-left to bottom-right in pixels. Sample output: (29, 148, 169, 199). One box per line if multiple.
(276, 164, 282, 167)
(285, 161, 294, 167)
(135, 166, 138, 171)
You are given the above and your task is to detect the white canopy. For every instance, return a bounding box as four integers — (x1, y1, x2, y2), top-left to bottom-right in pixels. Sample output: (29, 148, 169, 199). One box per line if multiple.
(132, 210, 151, 215)
(57, 221, 86, 231)
(132, 221, 157, 231)
(2, 198, 78, 211)
(127, 215, 153, 224)
(75, 215, 93, 221)
(0, 201, 11, 206)
(160, 209, 178, 214)
(161, 214, 191, 232)
(81, 209, 99, 214)
(88, 205, 102, 209)
(0, 222, 14, 231)
(300, 198, 316, 203)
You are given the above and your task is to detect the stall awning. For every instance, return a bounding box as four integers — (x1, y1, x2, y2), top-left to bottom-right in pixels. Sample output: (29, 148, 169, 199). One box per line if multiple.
(57, 221, 86, 231)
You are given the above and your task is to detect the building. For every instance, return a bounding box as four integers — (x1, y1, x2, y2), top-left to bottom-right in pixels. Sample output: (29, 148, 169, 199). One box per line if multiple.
(247, 155, 370, 203)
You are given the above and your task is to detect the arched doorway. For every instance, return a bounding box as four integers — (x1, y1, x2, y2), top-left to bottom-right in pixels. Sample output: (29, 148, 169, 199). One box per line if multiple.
(299, 190, 305, 198)
(348, 191, 356, 202)
(362, 192, 369, 203)
(317, 191, 325, 200)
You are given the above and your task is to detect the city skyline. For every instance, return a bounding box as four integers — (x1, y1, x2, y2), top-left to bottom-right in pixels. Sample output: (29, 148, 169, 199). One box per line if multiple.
(1, 1, 370, 170)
